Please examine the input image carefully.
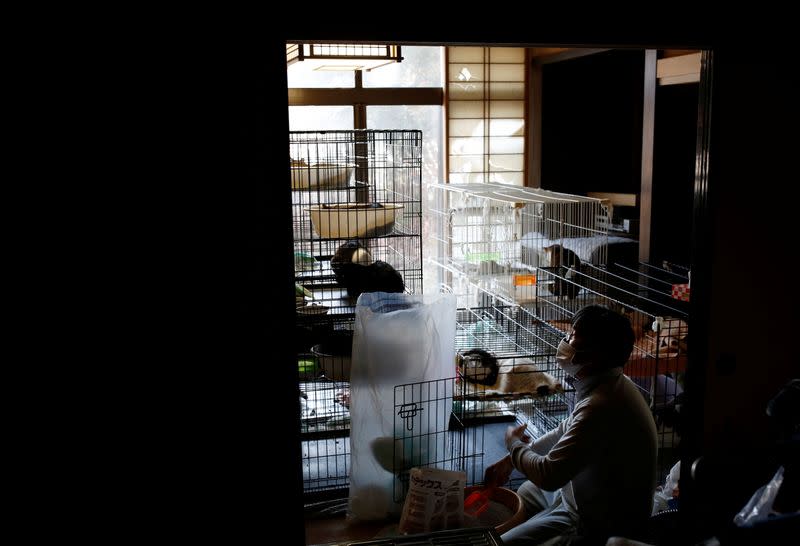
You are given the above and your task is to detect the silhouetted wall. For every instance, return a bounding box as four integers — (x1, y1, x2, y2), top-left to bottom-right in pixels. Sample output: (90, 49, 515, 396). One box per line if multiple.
(651, 82, 698, 267)
(541, 50, 644, 198)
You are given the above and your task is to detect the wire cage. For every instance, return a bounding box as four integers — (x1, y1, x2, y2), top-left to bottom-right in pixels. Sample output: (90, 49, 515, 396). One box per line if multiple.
(428, 182, 689, 485)
(530, 262, 689, 483)
(389, 322, 686, 499)
(297, 315, 354, 496)
(296, 167, 689, 500)
(292, 130, 423, 499)
(292, 130, 423, 317)
(391, 378, 465, 502)
(429, 182, 610, 308)
(390, 369, 571, 503)
(452, 305, 571, 490)
(386, 301, 574, 499)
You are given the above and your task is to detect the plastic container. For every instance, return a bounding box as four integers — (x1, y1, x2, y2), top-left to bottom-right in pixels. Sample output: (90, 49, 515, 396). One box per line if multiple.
(291, 162, 355, 190)
(463, 486, 526, 534)
(307, 203, 404, 238)
(464, 488, 492, 516)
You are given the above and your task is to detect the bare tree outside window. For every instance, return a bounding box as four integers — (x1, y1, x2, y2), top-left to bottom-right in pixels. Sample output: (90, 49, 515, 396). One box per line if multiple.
(363, 47, 444, 88)
(367, 105, 443, 296)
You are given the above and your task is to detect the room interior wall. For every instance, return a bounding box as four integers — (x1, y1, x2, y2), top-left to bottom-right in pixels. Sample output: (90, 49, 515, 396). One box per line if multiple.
(650, 81, 698, 266)
(540, 49, 645, 198)
(680, 47, 797, 540)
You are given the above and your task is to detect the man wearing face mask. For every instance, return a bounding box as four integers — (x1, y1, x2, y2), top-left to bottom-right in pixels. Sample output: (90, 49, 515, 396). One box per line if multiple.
(484, 305, 658, 544)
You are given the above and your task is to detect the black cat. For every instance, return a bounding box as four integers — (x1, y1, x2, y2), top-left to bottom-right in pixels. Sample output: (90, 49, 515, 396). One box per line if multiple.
(543, 244, 582, 299)
(330, 240, 373, 285)
(330, 240, 404, 299)
(338, 260, 405, 299)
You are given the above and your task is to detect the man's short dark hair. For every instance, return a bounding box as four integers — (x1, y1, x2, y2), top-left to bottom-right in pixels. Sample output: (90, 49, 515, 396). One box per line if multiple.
(571, 305, 635, 368)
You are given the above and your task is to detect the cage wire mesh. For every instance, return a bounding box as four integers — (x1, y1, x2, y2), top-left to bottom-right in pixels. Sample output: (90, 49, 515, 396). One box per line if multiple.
(297, 315, 354, 496)
(524, 263, 689, 484)
(452, 305, 571, 490)
(429, 182, 689, 486)
(524, 260, 688, 472)
(429, 182, 610, 309)
(390, 373, 571, 502)
(292, 130, 423, 497)
(295, 163, 689, 499)
(292, 130, 423, 318)
(391, 378, 465, 502)
(389, 302, 576, 501)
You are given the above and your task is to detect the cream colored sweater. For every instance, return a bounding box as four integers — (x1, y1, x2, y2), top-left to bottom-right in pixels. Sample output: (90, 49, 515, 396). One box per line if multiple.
(508, 367, 658, 537)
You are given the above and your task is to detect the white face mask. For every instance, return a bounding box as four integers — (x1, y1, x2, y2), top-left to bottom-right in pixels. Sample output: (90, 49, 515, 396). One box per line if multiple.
(556, 338, 584, 379)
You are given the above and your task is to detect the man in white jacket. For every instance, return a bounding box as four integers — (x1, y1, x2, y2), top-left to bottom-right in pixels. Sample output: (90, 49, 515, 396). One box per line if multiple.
(485, 305, 658, 544)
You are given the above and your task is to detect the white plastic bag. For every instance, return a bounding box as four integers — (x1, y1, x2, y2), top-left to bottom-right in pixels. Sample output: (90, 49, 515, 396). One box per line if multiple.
(733, 466, 785, 527)
(652, 460, 681, 514)
(347, 292, 457, 521)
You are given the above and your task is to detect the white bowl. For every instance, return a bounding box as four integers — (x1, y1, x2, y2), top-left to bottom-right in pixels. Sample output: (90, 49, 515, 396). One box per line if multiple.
(307, 203, 404, 238)
(291, 163, 355, 190)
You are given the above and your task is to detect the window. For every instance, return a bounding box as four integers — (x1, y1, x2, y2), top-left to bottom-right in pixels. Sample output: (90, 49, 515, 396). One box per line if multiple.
(363, 47, 444, 88)
(288, 46, 445, 295)
(367, 105, 444, 296)
(447, 47, 527, 185)
(287, 63, 355, 88)
(288, 106, 354, 131)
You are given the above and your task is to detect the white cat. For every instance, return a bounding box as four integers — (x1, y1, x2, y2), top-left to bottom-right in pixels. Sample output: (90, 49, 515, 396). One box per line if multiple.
(457, 348, 563, 399)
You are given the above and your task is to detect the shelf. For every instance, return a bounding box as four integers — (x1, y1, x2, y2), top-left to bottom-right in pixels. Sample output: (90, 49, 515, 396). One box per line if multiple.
(454, 305, 564, 360)
(291, 180, 370, 193)
(294, 230, 421, 244)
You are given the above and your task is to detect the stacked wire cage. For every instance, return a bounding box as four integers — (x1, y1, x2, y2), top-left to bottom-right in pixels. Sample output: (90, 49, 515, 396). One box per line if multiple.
(389, 308, 571, 501)
(428, 182, 689, 485)
(423, 183, 603, 488)
(429, 183, 610, 310)
(535, 260, 689, 483)
(291, 130, 423, 499)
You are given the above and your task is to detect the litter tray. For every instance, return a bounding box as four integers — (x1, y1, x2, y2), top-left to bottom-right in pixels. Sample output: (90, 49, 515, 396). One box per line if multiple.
(291, 162, 355, 190)
(307, 203, 404, 238)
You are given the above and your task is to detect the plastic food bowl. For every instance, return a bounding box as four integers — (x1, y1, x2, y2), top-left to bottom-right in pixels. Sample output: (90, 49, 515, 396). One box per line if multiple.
(307, 203, 404, 238)
(463, 486, 526, 534)
(291, 162, 355, 190)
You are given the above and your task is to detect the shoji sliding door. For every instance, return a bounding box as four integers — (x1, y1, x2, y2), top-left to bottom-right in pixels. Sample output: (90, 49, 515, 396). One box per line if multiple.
(447, 47, 527, 186)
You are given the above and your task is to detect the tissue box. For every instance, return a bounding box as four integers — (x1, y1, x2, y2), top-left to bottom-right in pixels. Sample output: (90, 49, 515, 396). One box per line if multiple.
(671, 283, 690, 302)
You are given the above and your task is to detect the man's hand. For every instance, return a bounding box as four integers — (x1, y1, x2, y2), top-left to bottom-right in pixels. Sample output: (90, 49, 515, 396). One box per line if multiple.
(505, 422, 531, 449)
(484, 454, 513, 489)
